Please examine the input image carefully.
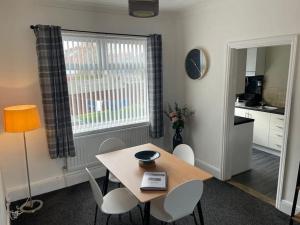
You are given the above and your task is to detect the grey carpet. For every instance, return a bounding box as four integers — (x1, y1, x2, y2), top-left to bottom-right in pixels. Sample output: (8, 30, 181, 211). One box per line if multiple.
(11, 178, 292, 225)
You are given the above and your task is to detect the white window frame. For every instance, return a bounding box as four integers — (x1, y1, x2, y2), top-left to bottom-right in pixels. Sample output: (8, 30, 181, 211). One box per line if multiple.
(62, 32, 150, 135)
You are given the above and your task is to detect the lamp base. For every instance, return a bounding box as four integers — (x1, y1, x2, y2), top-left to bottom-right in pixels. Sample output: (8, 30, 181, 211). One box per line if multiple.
(20, 200, 43, 214)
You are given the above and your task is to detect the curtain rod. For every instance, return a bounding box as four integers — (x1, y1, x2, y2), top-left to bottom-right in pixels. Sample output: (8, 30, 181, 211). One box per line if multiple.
(30, 25, 150, 38)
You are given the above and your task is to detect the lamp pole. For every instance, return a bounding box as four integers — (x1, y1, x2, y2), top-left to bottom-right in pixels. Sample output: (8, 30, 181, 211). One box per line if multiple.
(23, 132, 33, 208)
(19, 132, 43, 213)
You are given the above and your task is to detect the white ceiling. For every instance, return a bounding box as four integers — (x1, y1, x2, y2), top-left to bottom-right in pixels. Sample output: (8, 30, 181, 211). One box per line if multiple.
(58, 0, 202, 12)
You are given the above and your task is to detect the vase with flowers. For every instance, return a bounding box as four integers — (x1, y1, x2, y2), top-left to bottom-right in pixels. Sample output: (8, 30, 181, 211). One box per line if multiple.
(165, 103, 194, 149)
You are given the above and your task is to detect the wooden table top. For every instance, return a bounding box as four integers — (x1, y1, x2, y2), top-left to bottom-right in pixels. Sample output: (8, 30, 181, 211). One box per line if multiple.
(96, 143, 213, 203)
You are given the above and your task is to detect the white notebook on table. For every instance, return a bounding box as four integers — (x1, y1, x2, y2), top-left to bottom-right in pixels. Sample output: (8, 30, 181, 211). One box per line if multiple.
(140, 172, 168, 191)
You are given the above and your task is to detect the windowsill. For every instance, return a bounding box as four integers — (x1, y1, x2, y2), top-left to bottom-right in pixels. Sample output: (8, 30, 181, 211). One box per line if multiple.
(73, 121, 150, 138)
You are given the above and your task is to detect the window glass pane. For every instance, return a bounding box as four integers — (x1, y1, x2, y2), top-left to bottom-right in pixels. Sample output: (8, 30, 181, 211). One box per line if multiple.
(63, 34, 149, 134)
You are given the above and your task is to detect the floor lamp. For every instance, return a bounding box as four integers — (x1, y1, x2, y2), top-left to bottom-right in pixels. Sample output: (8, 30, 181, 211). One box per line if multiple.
(3, 105, 43, 213)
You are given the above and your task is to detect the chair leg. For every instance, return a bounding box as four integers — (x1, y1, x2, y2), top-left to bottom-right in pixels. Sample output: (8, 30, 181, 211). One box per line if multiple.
(94, 205, 98, 225)
(103, 170, 109, 195)
(197, 201, 205, 225)
(105, 214, 111, 225)
(143, 202, 151, 225)
(129, 211, 133, 223)
(193, 211, 199, 225)
(137, 205, 144, 221)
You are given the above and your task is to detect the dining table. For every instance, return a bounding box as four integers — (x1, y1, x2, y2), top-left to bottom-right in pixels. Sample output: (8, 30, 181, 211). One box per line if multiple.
(96, 143, 213, 225)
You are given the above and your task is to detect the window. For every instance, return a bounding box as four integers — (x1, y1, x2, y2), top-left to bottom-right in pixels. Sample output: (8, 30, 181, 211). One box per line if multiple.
(63, 33, 149, 134)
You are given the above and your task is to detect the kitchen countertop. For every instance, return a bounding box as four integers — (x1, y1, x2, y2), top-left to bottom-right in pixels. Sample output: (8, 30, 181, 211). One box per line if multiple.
(234, 116, 254, 126)
(235, 103, 285, 115)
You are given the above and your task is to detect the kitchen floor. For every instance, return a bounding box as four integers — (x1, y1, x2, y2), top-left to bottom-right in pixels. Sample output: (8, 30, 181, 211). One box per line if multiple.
(229, 148, 280, 205)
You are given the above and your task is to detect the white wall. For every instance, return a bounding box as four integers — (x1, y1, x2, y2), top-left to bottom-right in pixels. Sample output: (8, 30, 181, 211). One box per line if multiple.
(175, 0, 300, 213)
(2, 0, 300, 215)
(0, 0, 181, 201)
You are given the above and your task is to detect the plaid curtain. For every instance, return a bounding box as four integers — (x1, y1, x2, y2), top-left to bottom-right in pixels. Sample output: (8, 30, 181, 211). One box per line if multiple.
(147, 34, 164, 138)
(33, 25, 75, 159)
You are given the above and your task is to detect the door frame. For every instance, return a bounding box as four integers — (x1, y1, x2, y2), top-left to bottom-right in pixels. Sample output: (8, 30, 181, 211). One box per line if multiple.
(220, 34, 298, 210)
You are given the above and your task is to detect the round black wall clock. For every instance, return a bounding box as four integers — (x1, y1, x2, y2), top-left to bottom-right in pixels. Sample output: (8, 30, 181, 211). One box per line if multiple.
(185, 48, 208, 80)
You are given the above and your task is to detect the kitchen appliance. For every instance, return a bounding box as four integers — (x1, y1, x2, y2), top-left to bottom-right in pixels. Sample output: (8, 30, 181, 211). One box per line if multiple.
(240, 75, 264, 106)
(245, 48, 266, 77)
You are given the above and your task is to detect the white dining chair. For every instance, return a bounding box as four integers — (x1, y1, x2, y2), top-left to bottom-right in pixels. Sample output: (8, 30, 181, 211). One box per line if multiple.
(86, 168, 141, 225)
(150, 180, 204, 225)
(173, 144, 195, 166)
(99, 138, 126, 184)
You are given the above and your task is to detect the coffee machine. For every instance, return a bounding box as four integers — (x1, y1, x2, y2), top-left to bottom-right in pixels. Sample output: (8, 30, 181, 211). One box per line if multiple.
(240, 75, 264, 106)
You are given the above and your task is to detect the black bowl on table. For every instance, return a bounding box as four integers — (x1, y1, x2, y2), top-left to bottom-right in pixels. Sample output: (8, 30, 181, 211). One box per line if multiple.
(135, 150, 160, 166)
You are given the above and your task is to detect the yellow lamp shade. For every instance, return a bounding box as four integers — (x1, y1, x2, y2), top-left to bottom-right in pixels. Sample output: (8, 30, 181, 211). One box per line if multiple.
(4, 105, 41, 133)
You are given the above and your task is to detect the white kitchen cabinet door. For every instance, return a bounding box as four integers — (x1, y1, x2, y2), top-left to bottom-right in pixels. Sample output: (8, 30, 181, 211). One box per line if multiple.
(270, 114, 285, 131)
(246, 48, 257, 72)
(235, 108, 248, 117)
(246, 48, 266, 76)
(269, 114, 285, 151)
(247, 110, 271, 147)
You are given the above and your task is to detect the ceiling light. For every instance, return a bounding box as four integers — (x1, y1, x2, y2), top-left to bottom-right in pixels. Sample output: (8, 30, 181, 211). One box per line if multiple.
(129, 0, 159, 18)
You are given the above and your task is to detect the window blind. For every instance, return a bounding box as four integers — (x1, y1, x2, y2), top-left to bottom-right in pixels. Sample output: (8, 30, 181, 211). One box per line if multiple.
(62, 33, 149, 134)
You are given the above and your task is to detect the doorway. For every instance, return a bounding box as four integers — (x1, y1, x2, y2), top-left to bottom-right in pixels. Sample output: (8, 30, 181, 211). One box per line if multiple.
(220, 35, 298, 210)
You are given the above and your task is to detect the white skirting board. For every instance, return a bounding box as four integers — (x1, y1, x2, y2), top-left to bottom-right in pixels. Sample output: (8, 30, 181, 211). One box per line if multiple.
(253, 144, 281, 157)
(7, 158, 219, 202)
(279, 199, 300, 215)
(6, 165, 106, 203)
(195, 158, 221, 180)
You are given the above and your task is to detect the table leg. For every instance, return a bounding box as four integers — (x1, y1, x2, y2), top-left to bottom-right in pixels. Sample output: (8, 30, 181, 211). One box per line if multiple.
(197, 201, 204, 225)
(94, 204, 98, 225)
(103, 169, 109, 195)
(143, 202, 151, 225)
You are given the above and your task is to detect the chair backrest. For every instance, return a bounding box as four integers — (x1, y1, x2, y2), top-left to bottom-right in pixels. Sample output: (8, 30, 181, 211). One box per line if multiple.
(164, 180, 203, 221)
(85, 168, 103, 207)
(173, 144, 195, 165)
(99, 138, 126, 154)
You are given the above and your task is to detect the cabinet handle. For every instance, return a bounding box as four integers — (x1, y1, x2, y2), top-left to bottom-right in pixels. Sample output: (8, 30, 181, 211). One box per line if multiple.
(276, 144, 282, 148)
(276, 126, 283, 129)
(277, 118, 284, 121)
(276, 134, 283, 138)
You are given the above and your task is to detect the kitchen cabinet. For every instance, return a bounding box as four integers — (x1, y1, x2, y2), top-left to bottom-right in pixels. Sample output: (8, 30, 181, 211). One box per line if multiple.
(235, 48, 265, 94)
(230, 120, 253, 176)
(247, 110, 270, 147)
(235, 49, 247, 94)
(235, 108, 247, 117)
(234, 107, 285, 151)
(269, 114, 285, 151)
(246, 48, 266, 77)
